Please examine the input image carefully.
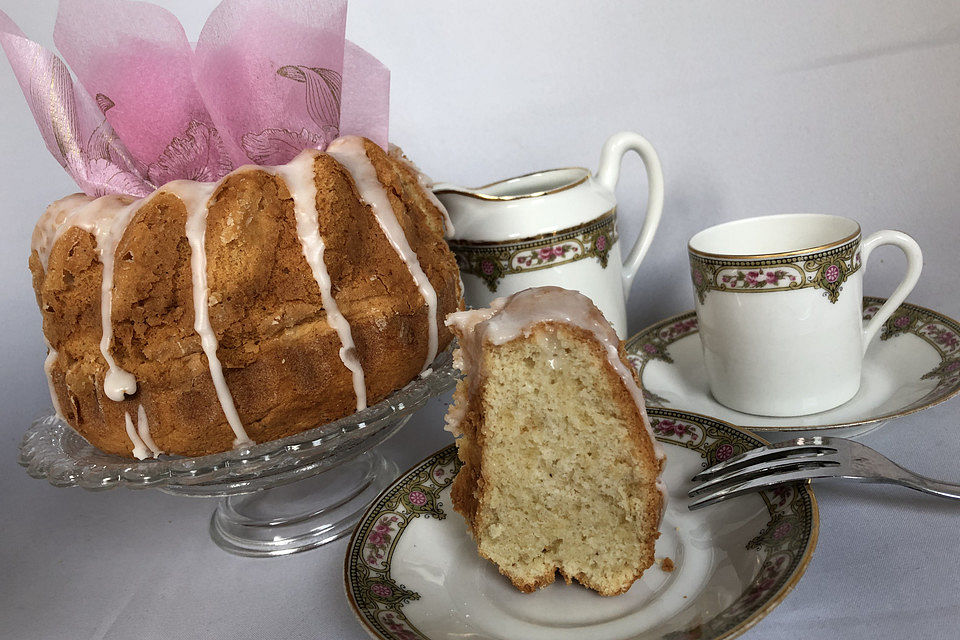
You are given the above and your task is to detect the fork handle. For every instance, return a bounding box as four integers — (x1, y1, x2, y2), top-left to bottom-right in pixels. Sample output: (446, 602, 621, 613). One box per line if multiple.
(891, 475, 960, 500)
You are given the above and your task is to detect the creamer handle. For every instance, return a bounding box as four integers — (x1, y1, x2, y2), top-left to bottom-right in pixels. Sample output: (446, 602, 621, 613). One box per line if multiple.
(596, 132, 664, 300)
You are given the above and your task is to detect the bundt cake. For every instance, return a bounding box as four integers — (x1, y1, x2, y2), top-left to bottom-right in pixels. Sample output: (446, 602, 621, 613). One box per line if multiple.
(30, 136, 462, 458)
(444, 286, 665, 596)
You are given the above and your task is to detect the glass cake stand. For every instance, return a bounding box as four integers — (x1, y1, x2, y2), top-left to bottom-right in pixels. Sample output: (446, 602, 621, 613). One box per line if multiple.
(18, 348, 457, 557)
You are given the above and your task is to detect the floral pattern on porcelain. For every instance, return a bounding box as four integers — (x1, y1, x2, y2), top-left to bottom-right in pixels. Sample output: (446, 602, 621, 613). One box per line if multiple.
(625, 316, 699, 405)
(450, 210, 618, 292)
(651, 417, 699, 441)
(654, 410, 813, 639)
(651, 409, 814, 639)
(346, 447, 459, 640)
(346, 410, 818, 640)
(364, 514, 400, 568)
(866, 302, 960, 411)
(689, 237, 862, 304)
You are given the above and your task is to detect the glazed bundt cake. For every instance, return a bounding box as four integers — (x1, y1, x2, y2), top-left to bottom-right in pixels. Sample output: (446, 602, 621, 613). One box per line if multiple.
(30, 136, 462, 458)
(444, 286, 665, 596)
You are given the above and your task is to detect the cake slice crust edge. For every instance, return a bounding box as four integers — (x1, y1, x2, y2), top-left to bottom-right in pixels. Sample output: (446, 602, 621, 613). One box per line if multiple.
(448, 319, 665, 597)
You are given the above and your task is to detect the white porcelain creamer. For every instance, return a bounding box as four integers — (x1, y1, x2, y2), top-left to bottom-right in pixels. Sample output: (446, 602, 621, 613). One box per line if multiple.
(435, 131, 664, 337)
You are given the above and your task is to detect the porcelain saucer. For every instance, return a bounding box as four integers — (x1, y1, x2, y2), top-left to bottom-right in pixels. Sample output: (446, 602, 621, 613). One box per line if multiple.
(625, 297, 960, 439)
(344, 408, 818, 640)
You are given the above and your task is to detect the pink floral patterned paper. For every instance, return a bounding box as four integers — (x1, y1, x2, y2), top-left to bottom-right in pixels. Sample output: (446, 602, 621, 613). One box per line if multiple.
(195, 0, 349, 166)
(0, 0, 389, 197)
(340, 40, 389, 151)
(0, 11, 152, 196)
(54, 0, 224, 184)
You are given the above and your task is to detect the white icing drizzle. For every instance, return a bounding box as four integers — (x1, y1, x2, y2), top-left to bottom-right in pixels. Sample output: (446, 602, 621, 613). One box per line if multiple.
(34, 140, 441, 451)
(445, 286, 667, 514)
(43, 337, 64, 419)
(328, 136, 439, 371)
(136, 404, 163, 458)
(264, 149, 367, 410)
(43, 195, 142, 402)
(450, 287, 664, 459)
(123, 410, 150, 460)
(443, 302, 504, 437)
(418, 177, 455, 237)
(32, 193, 95, 269)
(171, 179, 254, 448)
(388, 143, 455, 237)
(96, 199, 143, 401)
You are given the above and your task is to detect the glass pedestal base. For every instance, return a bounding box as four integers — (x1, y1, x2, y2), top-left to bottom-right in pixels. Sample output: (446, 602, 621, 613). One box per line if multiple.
(209, 448, 399, 556)
(19, 348, 457, 558)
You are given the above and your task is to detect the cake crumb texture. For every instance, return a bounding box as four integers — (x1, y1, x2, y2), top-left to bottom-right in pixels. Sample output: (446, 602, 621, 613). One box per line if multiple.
(30, 139, 462, 457)
(447, 309, 665, 597)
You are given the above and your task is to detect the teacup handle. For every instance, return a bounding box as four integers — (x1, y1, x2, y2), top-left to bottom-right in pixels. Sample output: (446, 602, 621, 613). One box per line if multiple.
(596, 132, 664, 300)
(860, 230, 923, 353)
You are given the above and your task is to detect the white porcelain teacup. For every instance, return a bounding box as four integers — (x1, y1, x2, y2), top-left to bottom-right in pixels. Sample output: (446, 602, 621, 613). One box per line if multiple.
(435, 132, 664, 338)
(688, 213, 923, 416)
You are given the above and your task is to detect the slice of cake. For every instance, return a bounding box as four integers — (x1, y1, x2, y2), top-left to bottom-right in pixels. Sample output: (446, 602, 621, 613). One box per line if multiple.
(444, 286, 666, 596)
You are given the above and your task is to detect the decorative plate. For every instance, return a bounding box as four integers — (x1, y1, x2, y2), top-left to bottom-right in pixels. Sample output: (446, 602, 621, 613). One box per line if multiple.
(626, 297, 960, 438)
(344, 408, 818, 640)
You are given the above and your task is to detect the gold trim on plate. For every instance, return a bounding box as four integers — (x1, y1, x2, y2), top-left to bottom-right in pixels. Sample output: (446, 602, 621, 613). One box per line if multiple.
(343, 414, 821, 640)
(658, 409, 821, 640)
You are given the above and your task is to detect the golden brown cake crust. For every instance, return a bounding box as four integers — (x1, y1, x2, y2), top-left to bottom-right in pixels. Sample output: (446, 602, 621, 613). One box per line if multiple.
(31, 139, 463, 457)
(447, 320, 664, 597)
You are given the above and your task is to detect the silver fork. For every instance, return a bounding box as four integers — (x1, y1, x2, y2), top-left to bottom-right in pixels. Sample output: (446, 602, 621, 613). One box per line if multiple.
(687, 436, 960, 510)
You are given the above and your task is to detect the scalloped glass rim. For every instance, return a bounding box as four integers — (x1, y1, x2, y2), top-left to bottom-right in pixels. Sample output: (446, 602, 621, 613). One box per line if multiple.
(19, 348, 457, 494)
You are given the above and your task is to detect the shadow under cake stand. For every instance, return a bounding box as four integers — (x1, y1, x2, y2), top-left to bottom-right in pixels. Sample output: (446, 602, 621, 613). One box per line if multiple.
(19, 349, 457, 557)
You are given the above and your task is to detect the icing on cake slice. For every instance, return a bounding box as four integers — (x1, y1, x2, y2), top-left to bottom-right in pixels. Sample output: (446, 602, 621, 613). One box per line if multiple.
(445, 286, 665, 596)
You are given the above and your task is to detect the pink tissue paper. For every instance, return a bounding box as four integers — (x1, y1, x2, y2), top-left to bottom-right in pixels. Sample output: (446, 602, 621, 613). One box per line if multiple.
(0, 0, 389, 197)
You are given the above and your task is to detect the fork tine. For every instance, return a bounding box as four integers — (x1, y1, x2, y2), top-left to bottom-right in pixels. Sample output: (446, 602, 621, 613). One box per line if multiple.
(688, 456, 840, 496)
(688, 466, 847, 510)
(691, 442, 837, 481)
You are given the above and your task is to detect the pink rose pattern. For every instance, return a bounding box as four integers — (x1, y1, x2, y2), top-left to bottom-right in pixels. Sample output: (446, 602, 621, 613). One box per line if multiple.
(364, 515, 399, 567)
(916, 321, 960, 402)
(871, 298, 960, 410)
(625, 316, 700, 406)
(652, 417, 699, 442)
(691, 242, 860, 304)
(352, 422, 815, 640)
(720, 268, 798, 289)
(660, 318, 698, 341)
(651, 413, 814, 638)
(380, 612, 420, 640)
(452, 213, 618, 293)
(350, 451, 459, 640)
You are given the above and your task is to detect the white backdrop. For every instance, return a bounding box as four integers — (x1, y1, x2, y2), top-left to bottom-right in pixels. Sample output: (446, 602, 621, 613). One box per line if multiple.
(1, 2, 959, 639)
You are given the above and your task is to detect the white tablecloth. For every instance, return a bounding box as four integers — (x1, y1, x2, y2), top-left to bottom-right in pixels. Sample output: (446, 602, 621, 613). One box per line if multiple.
(3, 393, 960, 640)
